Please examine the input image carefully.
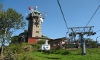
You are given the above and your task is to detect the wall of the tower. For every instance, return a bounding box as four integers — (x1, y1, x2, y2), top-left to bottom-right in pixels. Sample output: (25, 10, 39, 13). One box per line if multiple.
(28, 19, 33, 37)
(27, 11, 42, 38)
(32, 17, 42, 37)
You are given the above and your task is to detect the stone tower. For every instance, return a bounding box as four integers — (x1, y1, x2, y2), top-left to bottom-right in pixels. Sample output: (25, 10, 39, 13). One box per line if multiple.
(26, 6, 44, 38)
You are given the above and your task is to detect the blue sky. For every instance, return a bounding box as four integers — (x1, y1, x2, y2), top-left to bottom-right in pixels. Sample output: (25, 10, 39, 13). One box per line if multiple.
(1, 0, 100, 42)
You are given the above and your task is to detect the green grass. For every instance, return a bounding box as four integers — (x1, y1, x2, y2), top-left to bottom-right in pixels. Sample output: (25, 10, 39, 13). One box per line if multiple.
(27, 48, 100, 60)
(13, 48, 100, 60)
(6, 43, 100, 60)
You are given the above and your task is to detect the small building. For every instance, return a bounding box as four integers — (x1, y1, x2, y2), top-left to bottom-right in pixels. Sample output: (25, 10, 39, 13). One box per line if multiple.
(28, 37, 38, 44)
(48, 37, 66, 50)
(28, 37, 48, 44)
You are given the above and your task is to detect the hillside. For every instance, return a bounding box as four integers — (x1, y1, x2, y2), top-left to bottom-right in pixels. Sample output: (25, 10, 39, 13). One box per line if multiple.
(1, 43, 100, 60)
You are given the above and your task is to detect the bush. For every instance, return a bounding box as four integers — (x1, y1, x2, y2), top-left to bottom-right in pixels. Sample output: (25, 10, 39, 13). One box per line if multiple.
(86, 41, 98, 48)
(4, 51, 18, 60)
(5, 43, 24, 54)
(32, 44, 41, 51)
(38, 40, 45, 44)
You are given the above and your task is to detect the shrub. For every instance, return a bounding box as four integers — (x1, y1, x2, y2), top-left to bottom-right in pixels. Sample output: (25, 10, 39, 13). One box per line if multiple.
(38, 40, 45, 44)
(86, 41, 98, 48)
(32, 44, 41, 51)
(5, 43, 24, 54)
(4, 51, 18, 60)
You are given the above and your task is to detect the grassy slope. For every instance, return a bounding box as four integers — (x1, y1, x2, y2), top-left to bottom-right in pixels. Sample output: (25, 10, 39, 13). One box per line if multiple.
(30, 48, 100, 60)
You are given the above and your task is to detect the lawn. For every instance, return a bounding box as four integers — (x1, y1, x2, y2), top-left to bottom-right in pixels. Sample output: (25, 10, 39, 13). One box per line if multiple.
(18, 48, 100, 60)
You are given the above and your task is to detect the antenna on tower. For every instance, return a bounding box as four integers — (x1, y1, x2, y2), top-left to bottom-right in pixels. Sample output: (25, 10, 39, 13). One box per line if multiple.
(24, 12, 28, 18)
(40, 12, 46, 23)
(42, 12, 46, 19)
(33, 6, 37, 10)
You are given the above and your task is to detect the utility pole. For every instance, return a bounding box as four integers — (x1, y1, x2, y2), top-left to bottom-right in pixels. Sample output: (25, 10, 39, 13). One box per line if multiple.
(68, 26, 96, 55)
(80, 33, 86, 55)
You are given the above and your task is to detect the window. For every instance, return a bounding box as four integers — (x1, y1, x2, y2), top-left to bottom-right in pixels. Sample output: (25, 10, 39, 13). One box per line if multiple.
(53, 44, 57, 46)
(36, 31, 39, 33)
(37, 26, 39, 28)
(52, 42, 59, 46)
(36, 36, 39, 37)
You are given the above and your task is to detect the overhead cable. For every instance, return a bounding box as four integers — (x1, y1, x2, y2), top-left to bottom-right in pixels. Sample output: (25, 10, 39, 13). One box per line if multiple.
(57, 0, 69, 33)
(85, 5, 100, 27)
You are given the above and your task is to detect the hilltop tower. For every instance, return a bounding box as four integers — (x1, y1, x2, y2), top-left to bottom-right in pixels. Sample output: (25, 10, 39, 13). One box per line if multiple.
(26, 6, 44, 43)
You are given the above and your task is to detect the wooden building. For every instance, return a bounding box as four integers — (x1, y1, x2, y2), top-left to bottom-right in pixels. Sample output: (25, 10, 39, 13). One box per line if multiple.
(48, 37, 66, 50)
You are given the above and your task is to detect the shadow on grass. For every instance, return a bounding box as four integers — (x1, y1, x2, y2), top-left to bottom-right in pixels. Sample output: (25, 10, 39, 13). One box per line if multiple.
(45, 56, 60, 60)
(34, 55, 61, 60)
(42, 50, 71, 55)
(41, 50, 55, 55)
(41, 49, 82, 56)
(61, 52, 70, 55)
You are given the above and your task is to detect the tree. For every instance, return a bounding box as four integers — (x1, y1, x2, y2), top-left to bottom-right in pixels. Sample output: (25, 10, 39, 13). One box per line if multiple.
(18, 30, 28, 42)
(77, 38, 98, 48)
(85, 38, 98, 48)
(0, 3, 4, 12)
(10, 30, 28, 44)
(10, 35, 19, 44)
(0, 4, 26, 57)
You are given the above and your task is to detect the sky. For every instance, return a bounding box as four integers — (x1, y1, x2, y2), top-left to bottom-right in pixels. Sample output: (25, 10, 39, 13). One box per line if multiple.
(0, 0, 100, 42)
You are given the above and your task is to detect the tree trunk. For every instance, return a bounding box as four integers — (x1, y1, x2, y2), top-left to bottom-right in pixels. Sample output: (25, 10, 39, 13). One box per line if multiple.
(1, 38, 5, 59)
(1, 28, 7, 59)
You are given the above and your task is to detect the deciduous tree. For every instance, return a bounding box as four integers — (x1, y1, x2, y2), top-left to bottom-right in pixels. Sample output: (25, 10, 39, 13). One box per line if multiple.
(0, 3, 26, 57)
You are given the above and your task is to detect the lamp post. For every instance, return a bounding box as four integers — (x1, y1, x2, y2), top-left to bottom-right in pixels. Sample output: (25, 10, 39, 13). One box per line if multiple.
(66, 32, 68, 42)
(96, 36, 100, 42)
(66, 32, 68, 38)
